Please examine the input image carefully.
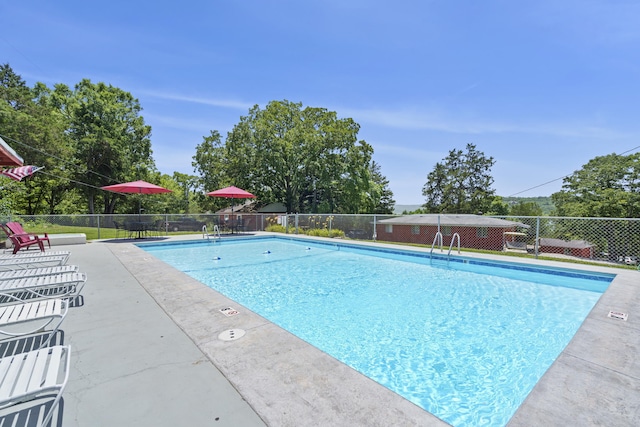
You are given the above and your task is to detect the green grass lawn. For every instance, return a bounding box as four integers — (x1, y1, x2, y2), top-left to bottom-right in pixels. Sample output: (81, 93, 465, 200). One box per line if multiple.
(13, 224, 199, 241)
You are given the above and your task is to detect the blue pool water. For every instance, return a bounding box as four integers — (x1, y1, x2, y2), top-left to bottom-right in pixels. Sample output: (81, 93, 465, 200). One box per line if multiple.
(141, 237, 614, 427)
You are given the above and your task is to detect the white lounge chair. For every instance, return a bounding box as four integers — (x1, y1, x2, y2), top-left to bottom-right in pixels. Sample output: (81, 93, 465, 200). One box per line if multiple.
(505, 241, 528, 252)
(0, 273, 87, 302)
(0, 299, 68, 347)
(0, 251, 71, 265)
(0, 256, 69, 271)
(0, 345, 71, 426)
(0, 266, 79, 281)
(0, 331, 65, 359)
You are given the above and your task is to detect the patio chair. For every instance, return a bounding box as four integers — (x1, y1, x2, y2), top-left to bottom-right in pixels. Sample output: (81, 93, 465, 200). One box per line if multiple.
(0, 266, 79, 281)
(113, 220, 131, 239)
(0, 345, 71, 426)
(0, 224, 45, 254)
(505, 241, 528, 252)
(0, 272, 87, 303)
(0, 298, 68, 350)
(237, 217, 252, 234)
(5, 222, 51, 249)
(152, 219, 166, 237)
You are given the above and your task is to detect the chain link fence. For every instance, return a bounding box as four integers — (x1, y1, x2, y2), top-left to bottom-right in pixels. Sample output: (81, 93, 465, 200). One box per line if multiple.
(6, 213, 640, 267)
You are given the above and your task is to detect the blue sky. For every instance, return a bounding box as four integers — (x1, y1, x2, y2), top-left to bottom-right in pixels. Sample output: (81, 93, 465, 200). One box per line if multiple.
(2, 1, 639, 204)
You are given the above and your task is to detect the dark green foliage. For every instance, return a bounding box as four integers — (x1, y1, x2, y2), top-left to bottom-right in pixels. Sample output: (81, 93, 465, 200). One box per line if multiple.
(503, 197, 553, 215)
(422, 143, 495, 214)
(192, 100, 395, 214)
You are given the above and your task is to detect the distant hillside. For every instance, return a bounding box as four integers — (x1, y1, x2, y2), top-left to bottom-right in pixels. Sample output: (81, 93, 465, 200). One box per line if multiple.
(392, 197, 554, 215)
(394, 204, 422, 214)
(503, 196, 555, 215)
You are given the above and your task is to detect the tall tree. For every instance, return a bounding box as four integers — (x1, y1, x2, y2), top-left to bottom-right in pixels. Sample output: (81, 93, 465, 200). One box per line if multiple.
(366, 161, 395, 214)
(192, 130, 229, 212)
(194, 100, 384, 214)
(551, 152, 640, 261)
(552, 153, 640, 218)
(0, 65, 74, 214)
(63, 80, 154, 214)
(422, 143, 495, 214)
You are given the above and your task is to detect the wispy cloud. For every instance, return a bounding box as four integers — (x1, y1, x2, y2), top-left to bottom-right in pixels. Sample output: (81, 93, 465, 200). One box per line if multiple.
(138, 90, 253, 111)
(339, 105, 629, 140)
(142, 112, 223, 133)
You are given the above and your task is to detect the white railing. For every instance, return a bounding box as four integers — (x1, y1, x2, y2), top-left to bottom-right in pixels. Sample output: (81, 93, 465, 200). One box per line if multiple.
(448, 233, 461, 256)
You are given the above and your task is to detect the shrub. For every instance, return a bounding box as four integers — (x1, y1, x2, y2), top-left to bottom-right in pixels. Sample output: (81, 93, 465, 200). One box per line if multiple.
(265, 224, 287, 233)
(306, 228, 345, 238)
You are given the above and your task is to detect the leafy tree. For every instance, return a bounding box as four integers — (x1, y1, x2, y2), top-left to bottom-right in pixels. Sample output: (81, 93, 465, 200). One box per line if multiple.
(367, 161, 395, 214)
(193, 100, 388, 214)
(509, 201, 543, 216)
(552, 153, 640, 218)
(192, 130, 228, 212)
(551, 152, 640, 261)
(503, 196, 554, 215)
(0, 65, 74, 214)
(172, 171, 200, 213)
(62, 79, 154, 214)
(486, 196, 510, 216)
(422, 143, 496, 214)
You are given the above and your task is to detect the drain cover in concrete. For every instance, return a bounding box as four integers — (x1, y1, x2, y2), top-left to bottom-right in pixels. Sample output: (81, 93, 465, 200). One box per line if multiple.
(218, 329, 246, 341)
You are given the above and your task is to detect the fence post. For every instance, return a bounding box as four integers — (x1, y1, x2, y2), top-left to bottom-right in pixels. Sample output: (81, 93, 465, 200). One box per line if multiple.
(97, 215, 101, 239)
(535, 216, 540, 259)
(164, 214, 168, 235)
(373, 215, 377, 241)
(294, 214, 299, 234)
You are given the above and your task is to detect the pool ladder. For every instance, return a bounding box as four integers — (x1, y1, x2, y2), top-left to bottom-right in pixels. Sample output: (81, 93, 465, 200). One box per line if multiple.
(430, 232, 461, 259)
(430, 232, 443, 255)
(202, 225, 221, 241)
(448, 233, 460, 256)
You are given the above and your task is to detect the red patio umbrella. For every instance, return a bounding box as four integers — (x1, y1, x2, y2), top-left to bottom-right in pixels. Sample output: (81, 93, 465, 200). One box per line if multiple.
(102, 180, 173, 195)
(102, 180, 172, 217)
(207, 185, 255, 199)
(207, 186, 256, 233)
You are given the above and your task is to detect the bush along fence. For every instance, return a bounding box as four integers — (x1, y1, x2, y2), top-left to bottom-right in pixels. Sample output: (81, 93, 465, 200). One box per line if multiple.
(8, 213, 640, 267)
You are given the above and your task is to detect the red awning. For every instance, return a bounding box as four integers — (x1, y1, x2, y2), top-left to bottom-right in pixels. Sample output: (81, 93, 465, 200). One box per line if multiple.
(0, 136, 24, 167)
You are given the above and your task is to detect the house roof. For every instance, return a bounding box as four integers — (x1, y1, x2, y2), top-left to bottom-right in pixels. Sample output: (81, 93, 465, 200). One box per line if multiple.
(257, 202, 287, 213)
(377, 214, 529, 228)
(214, 200, 255, 214)
(0, 136, 23, 167)
(538, 238, 594, 249)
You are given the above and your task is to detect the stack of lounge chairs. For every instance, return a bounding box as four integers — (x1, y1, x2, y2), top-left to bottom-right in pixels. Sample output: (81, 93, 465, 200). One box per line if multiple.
(0, 248, 87, 426)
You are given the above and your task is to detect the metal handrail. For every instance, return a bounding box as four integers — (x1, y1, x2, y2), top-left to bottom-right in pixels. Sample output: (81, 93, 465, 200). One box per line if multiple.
(203, 224, 222, 240)
(430, 232, 443, 255)
(448, 233, 461, 257)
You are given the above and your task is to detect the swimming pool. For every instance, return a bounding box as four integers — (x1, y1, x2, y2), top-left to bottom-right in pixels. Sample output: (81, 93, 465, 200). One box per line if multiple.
(141, 236, 614, 427)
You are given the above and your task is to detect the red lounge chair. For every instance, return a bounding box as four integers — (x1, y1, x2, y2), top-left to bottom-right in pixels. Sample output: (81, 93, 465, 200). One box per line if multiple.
(6, 221, 51, 248)
(1, 223, 46, 254)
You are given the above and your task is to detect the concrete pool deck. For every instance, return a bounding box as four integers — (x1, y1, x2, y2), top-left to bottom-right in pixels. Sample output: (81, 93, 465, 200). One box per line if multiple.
(56, 234, 639, 426)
